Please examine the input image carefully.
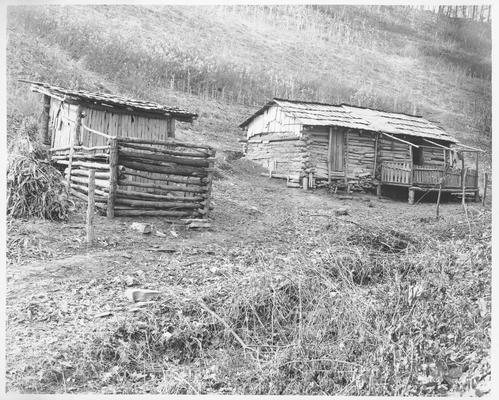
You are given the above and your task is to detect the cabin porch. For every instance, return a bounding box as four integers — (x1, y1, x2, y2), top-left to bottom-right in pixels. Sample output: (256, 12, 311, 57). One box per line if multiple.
(379, 161, 479, 204)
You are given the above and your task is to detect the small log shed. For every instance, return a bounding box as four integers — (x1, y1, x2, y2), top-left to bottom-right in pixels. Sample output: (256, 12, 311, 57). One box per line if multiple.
(239, 98, 481, 203)
(23, 80, 216, 218)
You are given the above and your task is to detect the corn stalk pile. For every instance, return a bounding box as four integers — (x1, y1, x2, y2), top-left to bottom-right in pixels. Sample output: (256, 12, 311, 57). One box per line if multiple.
(7, 154, 74, 220)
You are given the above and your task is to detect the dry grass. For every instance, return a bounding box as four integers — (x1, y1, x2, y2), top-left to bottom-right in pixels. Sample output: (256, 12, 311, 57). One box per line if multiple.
(4, 4, 491, 395)
(7, 5, 491, 148)
(9, 209, 489, 395)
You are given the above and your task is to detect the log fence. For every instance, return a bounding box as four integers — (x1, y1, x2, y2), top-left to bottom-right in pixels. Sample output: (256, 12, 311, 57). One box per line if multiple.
(51, 130, 215, 219)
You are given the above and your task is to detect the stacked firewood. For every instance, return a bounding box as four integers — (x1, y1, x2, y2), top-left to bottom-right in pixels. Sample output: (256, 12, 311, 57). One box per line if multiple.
(348, 173, 378, 192)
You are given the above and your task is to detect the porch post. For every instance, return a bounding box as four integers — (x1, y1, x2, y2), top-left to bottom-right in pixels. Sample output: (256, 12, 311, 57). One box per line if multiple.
(461, 152, 465, 188)
(409, 144, 414, 185)
(373, 133, 379, 176)
(408, 188, 415, 205)
(475, 152, 479, 188)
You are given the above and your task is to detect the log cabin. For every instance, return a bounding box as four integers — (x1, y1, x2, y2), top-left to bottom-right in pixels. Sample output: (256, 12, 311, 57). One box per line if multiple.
(239, 98, 480, 203)
(23, 80, 216, 218)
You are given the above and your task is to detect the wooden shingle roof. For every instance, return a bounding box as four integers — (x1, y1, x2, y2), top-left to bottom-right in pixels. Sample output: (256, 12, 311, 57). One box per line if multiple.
(22, 80, 197, 122)
(340, 105, 457, 143)
(240, 98, 458, 143)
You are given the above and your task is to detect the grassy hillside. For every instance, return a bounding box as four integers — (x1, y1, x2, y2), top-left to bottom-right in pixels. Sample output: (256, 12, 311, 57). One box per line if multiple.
(7, 5, 491, 160)
(5, 5, 492, 396)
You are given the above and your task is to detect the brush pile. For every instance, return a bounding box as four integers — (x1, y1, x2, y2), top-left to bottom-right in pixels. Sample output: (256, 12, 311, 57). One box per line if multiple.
(7, 119, 73, 220)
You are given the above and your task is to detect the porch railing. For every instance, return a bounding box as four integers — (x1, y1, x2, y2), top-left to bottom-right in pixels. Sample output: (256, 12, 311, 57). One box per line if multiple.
(381, 162, 478, 189)
(380, 162, 411, 185)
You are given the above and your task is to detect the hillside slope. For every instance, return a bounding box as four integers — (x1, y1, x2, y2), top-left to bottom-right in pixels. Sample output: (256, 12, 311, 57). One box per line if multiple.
(7, 5, 491, 158)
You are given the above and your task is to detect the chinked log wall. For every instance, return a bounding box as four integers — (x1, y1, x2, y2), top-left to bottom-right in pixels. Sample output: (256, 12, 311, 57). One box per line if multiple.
(246, 133, 308, 180)
(51, 137, 215, 218)
(304, 127, 379, 180)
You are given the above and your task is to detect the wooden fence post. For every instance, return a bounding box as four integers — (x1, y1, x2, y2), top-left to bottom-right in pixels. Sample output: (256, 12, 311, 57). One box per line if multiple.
(436, 182, 442, 218)
(41, 95, 51, 145)
(107, 138, 118, 219)
(74, 105, 83, 146)
(87, 169, 96, 244)
(482, 172, 488, 206)
(461, 168, 468, 207)
(203, 150, 216, 218)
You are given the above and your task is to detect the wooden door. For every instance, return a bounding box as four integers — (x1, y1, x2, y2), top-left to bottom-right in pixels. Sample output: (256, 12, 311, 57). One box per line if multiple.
(329, 129, 345, 172)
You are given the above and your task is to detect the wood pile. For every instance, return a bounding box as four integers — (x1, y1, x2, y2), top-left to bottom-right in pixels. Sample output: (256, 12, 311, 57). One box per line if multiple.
(348, 173, 378, 192)
(51, 137, 215, 218)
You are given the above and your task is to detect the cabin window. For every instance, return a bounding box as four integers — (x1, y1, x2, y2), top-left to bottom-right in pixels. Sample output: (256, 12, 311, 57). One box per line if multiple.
(412, 147, 424, 165)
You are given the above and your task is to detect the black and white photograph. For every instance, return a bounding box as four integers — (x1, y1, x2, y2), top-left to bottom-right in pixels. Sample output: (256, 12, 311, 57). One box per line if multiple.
(3, 1, 493, 397)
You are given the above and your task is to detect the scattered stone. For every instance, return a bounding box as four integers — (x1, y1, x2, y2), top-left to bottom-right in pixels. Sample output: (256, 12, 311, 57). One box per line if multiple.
(170, 230, 179, 238)
(130, 222, 152, 234)
(125, 288, 162, 303)
(125, 275, 140, 287)
(135, 269, 145, 278)
(335, 208, 349, 216)
(187, 221, 211, 229)
(182, 218, 212, 229)
(155, 230, 167, 237)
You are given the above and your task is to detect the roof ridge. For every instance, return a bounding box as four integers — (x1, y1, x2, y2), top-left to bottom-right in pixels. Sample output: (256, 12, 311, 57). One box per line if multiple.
(20, 80, 197, 120)
(274, 97, 341, 107)
(340, 103, 423, 118)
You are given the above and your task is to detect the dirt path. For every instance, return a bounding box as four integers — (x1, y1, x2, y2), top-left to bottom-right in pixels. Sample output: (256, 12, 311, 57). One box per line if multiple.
(6, 159, 460, 297)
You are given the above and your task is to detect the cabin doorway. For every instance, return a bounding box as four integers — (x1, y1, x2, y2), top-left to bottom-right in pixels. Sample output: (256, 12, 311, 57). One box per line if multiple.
(329, 130, 345, 171)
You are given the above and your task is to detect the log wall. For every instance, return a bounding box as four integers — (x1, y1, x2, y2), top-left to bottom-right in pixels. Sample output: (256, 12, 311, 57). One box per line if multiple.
(305, 126, 332, 180)
(304, 126, 377, 180)
(51, 134, 215, 218)
(421, 145, 445, 165)
(246, 132, 306, 180)
(377, 136, 411, 165)
(346, 130, 377, 177)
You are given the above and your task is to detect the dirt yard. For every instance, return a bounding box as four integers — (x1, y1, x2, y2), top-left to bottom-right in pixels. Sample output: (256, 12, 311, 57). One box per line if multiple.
(6, 159, 491, 395)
